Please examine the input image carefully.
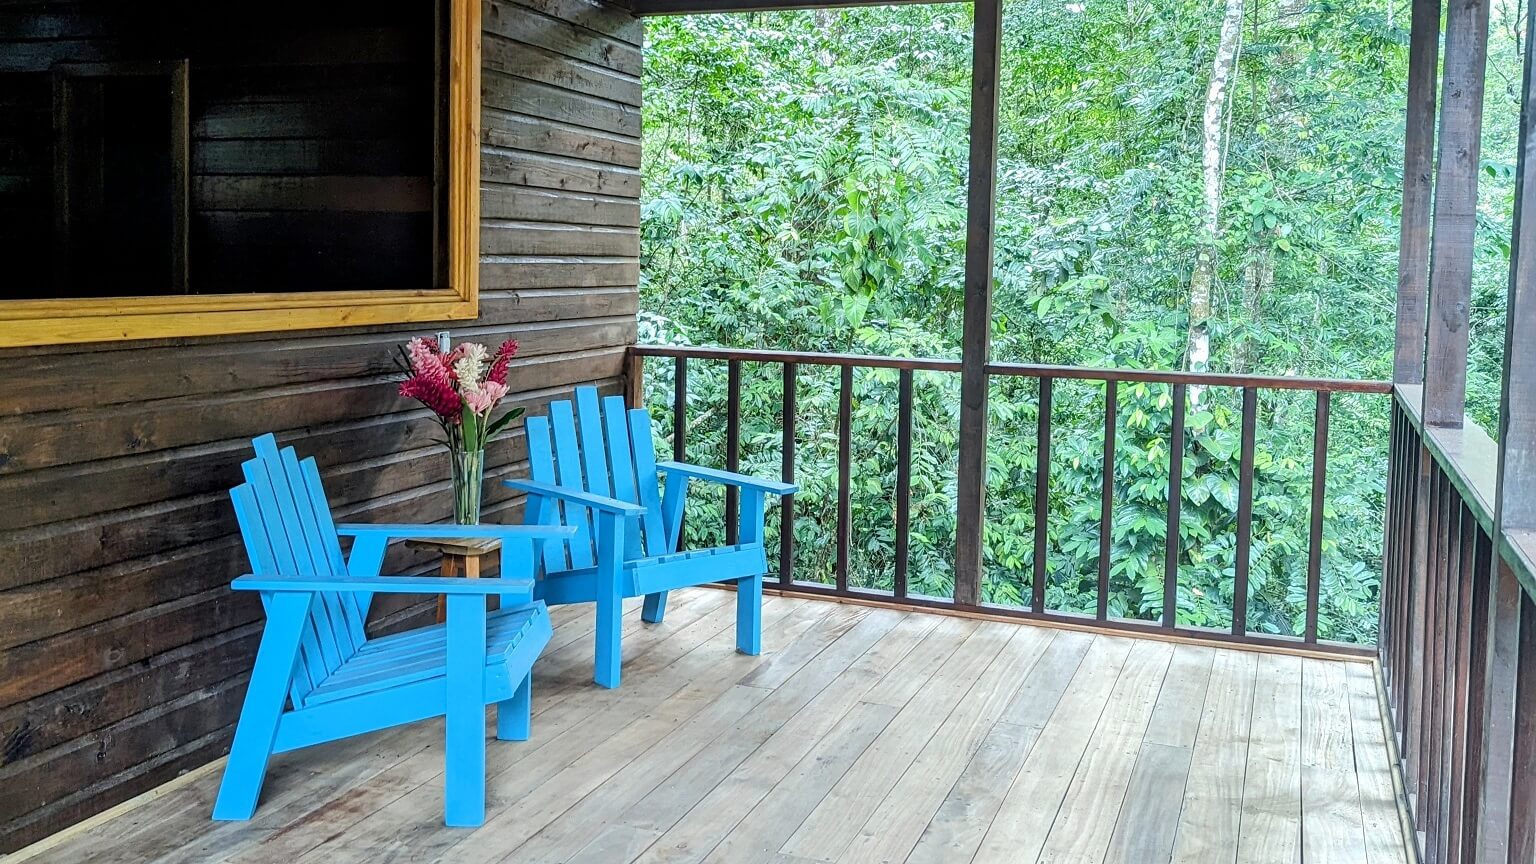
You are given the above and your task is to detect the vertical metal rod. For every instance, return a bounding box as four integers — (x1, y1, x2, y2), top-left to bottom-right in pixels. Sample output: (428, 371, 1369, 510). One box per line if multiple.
(673, 356, 687, 550)
(895, 370, 914, 600)
(780, 363, 796, 586)
(1032, 377, 1053, 614)
(836, 365, 853, 593)
(672, 357, 687, 463)
(725, 360, 741, 545)
(1304, 390, 1330, 642)
(1097, 381, 1117, 621)
(1163, 383, 1186, 629)
(1234, 387, 1258, 636)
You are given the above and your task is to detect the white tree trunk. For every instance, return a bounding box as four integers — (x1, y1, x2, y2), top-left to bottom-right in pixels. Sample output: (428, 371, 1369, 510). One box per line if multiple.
(1187, 0, 1245, 389)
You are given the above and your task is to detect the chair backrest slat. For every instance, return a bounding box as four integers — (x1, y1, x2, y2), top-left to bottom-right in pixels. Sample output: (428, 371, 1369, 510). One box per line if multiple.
(241, 454, 341, 685)
(600, 395, 646, 559)
(299, 458, 368, 648)
(627, 406, 671, 555)
(525, 415, 571, 574)
(231, 483, 320, 705)
(233, 434, 365, 695)
(550, 400, 596, 569)
(575, 388, 613, 499)
(249, 445, 347, 674)
(278, 449, 363, 656)
(524, 387, 673, 570)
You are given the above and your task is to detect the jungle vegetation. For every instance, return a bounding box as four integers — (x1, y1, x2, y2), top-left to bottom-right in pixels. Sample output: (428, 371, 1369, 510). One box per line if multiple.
(637, 0, 1523, 642)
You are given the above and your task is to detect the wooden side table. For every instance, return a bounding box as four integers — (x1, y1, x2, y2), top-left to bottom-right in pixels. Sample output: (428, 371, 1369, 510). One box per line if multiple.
(405, 537, 502, 623)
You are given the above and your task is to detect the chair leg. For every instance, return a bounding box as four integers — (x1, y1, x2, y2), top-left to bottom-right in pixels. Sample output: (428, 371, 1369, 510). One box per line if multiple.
(444, 594, 488, 827)
(213, 593, 310, 821)
(641, 591, 668, 623)
(594, 512, 623, 689)
(595, 585, 622, 689)
(736, 573, 763, 655)
(497, 672, 532, 741)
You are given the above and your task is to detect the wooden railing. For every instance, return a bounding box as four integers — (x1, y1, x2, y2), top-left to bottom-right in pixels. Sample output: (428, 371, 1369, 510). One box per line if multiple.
(627, 344, 1392, 657)
(1379, 383, 1536, 863)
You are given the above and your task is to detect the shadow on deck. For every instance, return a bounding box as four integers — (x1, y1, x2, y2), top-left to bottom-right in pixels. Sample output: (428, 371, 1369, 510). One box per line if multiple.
(14, 588, 1412, 864)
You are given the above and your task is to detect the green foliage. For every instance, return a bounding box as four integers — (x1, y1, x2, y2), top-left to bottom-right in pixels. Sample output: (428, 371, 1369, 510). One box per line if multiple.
(638, 1, 1519, 644)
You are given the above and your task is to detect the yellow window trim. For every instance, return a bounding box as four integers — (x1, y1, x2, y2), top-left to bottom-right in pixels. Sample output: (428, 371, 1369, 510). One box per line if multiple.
(1, 0, 481, 349)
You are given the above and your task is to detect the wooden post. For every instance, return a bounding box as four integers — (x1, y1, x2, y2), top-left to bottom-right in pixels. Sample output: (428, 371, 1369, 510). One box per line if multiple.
(1477, 14, 1536, 859)
(624, 351, 644, 408)
(1421, 0, 1490, 426)
(954, 0, 1003, 607)
(1393, 0, 1442, 384)
(1494, 8, 1536, 536)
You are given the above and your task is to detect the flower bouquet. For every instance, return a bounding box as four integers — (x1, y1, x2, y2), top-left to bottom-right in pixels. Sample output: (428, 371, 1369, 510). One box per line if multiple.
(397, 336, 523, 524)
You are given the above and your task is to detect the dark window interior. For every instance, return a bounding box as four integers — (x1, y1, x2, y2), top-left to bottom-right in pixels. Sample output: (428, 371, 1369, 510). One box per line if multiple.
(56, 70, 181, 295)
(0, 1, 444, 300)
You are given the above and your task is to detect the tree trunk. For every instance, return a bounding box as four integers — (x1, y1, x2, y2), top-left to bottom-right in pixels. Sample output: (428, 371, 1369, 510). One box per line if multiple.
(1186, 0, 1245, 386)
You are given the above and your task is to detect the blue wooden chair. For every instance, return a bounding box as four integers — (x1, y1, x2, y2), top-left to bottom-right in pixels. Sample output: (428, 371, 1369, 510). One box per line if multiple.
(505, 386, 796, 689)
(214, 434, 575, 828)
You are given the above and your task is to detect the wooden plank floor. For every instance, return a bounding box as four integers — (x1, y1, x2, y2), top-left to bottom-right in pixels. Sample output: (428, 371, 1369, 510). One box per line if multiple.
(15, 589, 1412, 864)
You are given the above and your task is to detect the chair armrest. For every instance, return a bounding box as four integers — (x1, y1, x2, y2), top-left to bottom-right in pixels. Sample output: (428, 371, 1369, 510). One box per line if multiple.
(503, 480, 647, 516)
(334, 523, 576, 542)
(656, 461, 798, 496)
(233, 574, 535, 603)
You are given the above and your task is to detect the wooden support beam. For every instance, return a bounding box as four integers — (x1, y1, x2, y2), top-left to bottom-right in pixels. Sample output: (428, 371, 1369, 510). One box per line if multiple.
(1495, 11, 1536, 535)
(1421, 0, 1491, 426)
(1393, 0, 1442, 384)
(954, 0, 1003, 608)
(1477, 15, 1536, 860)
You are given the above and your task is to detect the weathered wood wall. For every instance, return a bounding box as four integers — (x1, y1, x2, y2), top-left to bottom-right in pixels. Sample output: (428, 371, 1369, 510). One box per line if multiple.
(0, 0, 641, 850)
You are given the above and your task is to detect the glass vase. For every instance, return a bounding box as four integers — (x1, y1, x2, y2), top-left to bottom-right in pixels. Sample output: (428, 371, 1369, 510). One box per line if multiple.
(451, 448, 485, 525)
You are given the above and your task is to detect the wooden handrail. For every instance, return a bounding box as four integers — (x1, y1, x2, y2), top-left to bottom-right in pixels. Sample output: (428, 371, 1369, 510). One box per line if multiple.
(629, 343, 1389, 658)
(628, 344, 1393, 393)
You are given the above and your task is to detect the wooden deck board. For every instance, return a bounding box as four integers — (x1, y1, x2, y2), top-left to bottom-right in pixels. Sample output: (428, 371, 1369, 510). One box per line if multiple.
(13, 590, 1413, 864)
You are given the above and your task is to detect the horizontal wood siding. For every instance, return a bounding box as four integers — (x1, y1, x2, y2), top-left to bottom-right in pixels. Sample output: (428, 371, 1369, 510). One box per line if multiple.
(0, 0, 640, 850)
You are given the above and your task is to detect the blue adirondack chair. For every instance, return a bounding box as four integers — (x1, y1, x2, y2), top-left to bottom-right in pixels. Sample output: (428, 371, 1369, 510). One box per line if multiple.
(214, 434, 575, 827)
(505, 386, 796, 689)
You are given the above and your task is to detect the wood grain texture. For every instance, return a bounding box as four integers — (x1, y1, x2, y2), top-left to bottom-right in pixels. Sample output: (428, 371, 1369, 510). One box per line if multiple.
(0, 0, 639, 850)
(7, 591, 1411, 864)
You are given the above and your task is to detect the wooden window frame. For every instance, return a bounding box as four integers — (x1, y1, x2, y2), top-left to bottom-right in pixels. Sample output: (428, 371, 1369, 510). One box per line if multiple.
(1, 0, 480, 348)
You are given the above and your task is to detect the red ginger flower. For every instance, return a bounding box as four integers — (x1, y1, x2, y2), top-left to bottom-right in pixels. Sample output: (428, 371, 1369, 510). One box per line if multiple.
(400, 336, 463, 421)
(486, 339, 519, 386)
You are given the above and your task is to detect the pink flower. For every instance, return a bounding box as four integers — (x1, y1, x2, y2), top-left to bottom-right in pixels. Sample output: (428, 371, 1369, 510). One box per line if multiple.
(406, 337, 444, 377)
(399, 337, 462, 421)
(465, 381, 508, 415)
(487, 339, 519, 386)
